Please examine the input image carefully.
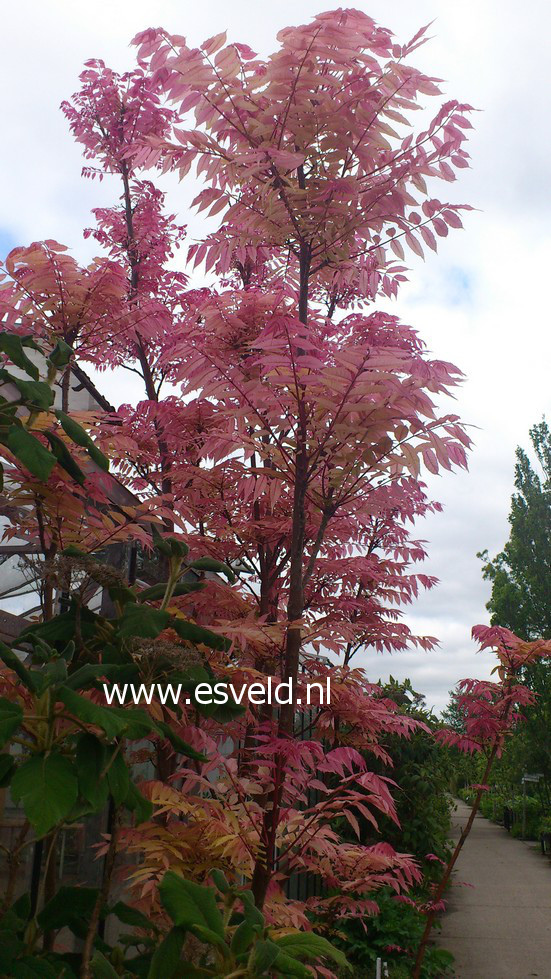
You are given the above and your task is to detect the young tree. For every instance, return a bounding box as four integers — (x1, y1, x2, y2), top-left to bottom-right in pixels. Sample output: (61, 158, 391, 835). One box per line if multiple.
(130, 7, 473, 912)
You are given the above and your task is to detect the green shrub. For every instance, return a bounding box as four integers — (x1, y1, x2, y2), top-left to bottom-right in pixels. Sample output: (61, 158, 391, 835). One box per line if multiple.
(333, 890, 454, 978)
(479, 795, 493, 818)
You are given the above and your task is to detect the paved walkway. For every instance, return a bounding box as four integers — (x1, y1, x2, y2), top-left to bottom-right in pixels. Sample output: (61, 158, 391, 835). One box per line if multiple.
(439, 799, 551, 978)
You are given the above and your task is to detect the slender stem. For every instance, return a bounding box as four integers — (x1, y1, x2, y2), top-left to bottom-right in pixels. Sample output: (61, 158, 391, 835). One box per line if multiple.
(80, 805, 121, 979)
(160, 557, 183, 611)
(0, 820, 30, 918)
(42, 830, 59, 951)
(29, 839, 43, 917)
(279, 238, 310, 738)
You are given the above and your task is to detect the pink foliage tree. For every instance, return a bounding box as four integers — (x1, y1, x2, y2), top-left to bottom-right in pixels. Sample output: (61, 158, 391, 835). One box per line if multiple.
(127, 8, 474, 913)
(0, 6, 497, 963)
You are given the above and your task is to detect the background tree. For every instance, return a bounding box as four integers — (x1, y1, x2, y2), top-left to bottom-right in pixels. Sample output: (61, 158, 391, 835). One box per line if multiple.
(479, 419, 551, 639)
(479, 419, 551, 782)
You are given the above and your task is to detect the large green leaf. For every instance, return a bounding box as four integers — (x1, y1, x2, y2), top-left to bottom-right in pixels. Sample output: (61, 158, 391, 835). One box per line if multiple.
(110, 901, 157, 933)
(76, 734, 108, 810)
(105, 748, 130, 805)
(0, 333, 40, 379)
(55, 410, 109, 472)
(54, 410, 94, 447)
(7, 426, 57, 481)
(0, 698, 23, 748)
(238, 890, 264, 928)
(171, 617, 230, 652)
(47, 958, 81, 979)
(159, 873, 224, 941)
(189, 681, 246, 723)
(107, 707, 160, 740)
(274, 932, 351, 971)
(58, 687, 128, 740)
(34, 657, 68, 693)
(59, 640, 75, 664)
(17, 604, 103, 647)
(117, 603, 170, 639)
(125, 780, 154, 824)
(146, 926, 187, 979)
(137, 581, 205, 603)
(0, 915, 24, 974)
(11, 893, 31, 920)
(0, 753, 15, 787)
(11, 957, 59, 977)
(163, 664, 211, 691)
(150, 524, 172, 557)
(86, 442, 110, 472)
(0, 371, 54, 410)
(252, 939, 280, 973)
(209, 869, 229, 893)
(90, 951, 119, 979)
(45, 432, 85, 485)
(63, 662, 138, 691)
(230, 920, 256, 956)
(187, 557, 236, 583)
(105, 580, 136, 606)
(0, 641, 36, 691)
(38, 886, 98, 933)
(154, 721, 208, 762)
(271, 952, 311, 978)
(11, 753, 78, 837)
(48, 338, 73, 369)
(150, 525, 188, 559)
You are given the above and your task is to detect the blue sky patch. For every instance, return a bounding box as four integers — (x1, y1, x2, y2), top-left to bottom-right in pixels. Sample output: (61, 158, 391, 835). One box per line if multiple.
(445, 266, 473, 306)
(0, 229, 17, 260)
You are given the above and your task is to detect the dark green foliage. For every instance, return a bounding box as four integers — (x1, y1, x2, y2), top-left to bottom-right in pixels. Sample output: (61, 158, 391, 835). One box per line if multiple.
(333, 680, 454, 978)
(0, 332, 252, 976)
(333, 890, 454, 978)
(471, 786, 542, 840)
(440, 691, 479, 795)
(0, 511, 255, 976)
(0, 872, 350, 978)
(148, 871, 351, 978)
(367, 679, 453, 877)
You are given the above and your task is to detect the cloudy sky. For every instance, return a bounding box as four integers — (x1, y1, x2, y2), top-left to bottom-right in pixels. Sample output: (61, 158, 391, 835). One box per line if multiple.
(1, 1, 550, 711)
